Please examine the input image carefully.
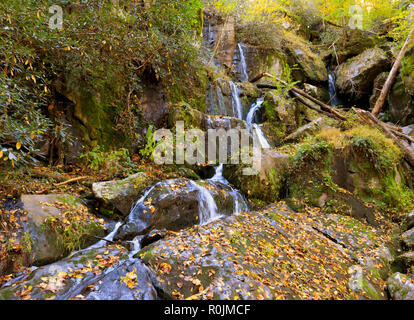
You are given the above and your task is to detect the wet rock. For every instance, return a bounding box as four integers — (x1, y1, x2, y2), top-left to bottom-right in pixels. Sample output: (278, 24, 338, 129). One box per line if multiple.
(336, 47, 389, 101)
(139, 203, 388, 300)
(402, 228, 414, 249)
(387, 273, 414, 300)
(0, 245, 164, 300)
(92, 173, 158, 219)
(114, 178, 248, 241)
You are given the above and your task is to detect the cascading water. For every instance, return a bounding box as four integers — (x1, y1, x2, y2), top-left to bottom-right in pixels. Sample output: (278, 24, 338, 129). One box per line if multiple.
(246, 98, 271, 149)
(190, 181, 222, 224)
(237, 43, 249, 82)
(230, 81, 243, 120)
(328, 71, 339, 106)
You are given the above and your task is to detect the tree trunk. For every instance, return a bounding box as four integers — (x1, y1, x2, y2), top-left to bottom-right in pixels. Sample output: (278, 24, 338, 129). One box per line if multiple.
(371, 30, 414, 117)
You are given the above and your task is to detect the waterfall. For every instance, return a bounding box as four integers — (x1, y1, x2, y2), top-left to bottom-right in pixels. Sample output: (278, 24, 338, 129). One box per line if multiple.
(328, 71, 339, 106)
(246, 98, 264, 123)
(238, 43, 249, 82)
(246, 98, 271, 149)
(230, 81, 243, 120)
(211, 163, 226, 183)
(190, 181, 222, 224)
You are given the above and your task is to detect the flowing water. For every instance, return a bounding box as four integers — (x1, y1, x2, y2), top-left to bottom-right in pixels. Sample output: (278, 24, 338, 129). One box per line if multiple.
(237, 43, 249, 82)
(230, 81, 243, 120)
(328, 71, 339, 106)
(246, 98, 271, 149)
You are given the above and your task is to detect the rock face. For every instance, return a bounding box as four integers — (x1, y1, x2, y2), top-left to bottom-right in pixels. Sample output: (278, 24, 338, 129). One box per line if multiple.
(283, 33, 328, 83)
(336, 47, 389, 101)
(139, 203, 390, 300)
(0, 195, 106, 276)
(139, 84, 169, 127)
(114, 178, 249, 241)
(0, 245, 165, 300)
(92, 173, 158, 219)
(387, 273, 414, 300)
(203, 13, 236, 67)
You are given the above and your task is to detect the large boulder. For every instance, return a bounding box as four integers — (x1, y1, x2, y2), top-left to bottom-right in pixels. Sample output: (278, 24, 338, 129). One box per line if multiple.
(114, 178, 249, 241)
(0, 244, 164, 300)
(139, 202, 390, 300)
(283, 32, 328, 83)
(0, 195, 106, 276)
(92, 173, 158, 219)
(336, 47, 389, 101)
(224, 149, 290, 202)
(387, 273, 414, 300)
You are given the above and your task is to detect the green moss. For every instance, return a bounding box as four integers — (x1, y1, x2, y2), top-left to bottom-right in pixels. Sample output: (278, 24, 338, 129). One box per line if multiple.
(0, 288, 14, 300)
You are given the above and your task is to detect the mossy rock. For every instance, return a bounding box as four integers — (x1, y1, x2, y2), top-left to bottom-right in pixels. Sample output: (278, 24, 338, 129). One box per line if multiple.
(92, 172, 159, 218)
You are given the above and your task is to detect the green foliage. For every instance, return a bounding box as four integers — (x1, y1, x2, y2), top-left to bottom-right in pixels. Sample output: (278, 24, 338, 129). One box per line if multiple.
(291, 138, 333, 171)
(0, 0, 205, 169)
(43, 216, 103, 254)
(347, 126, 402, 174)
(140, 125, 160, 160)
(80, 146, 132, 176)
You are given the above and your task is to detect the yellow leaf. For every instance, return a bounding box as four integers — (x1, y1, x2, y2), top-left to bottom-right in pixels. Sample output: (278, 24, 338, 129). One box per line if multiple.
(16, 142, 22, 150)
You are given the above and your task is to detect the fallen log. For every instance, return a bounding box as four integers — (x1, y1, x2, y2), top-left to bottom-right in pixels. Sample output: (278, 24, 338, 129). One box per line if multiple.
(55, 176, 90, 187)
(354, 108, 414, 167)
(290, 92, 343, 121)
(254, 73, 347, 121)
(372, 29, 414, 117)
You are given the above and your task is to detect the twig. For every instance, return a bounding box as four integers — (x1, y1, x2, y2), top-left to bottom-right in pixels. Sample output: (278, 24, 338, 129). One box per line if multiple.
(55, 176, 89, 187)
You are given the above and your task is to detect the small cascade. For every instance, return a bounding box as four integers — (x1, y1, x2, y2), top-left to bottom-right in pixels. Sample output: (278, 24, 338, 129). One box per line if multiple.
(246, 98, 271, 149)
(237, 43, 249, 82)
(246, 98, 264, 123)
(210, 163, 226, 183)
(328, 71, 339, 106)
(189, 181, 222, 224)
(230, 81, 243, 120)
(209, 165, 249, 215)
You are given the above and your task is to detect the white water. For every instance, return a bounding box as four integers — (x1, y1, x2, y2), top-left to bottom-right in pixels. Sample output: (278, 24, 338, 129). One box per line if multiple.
(328, 71, 339, 106)
(190, 181, 222, 224)
(210, 164, 226, 183)
(246, 98, 264, 123)
(238, 43, 249, 82)
(230, 81, 243, 120)
(246, 98, 271, 149)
